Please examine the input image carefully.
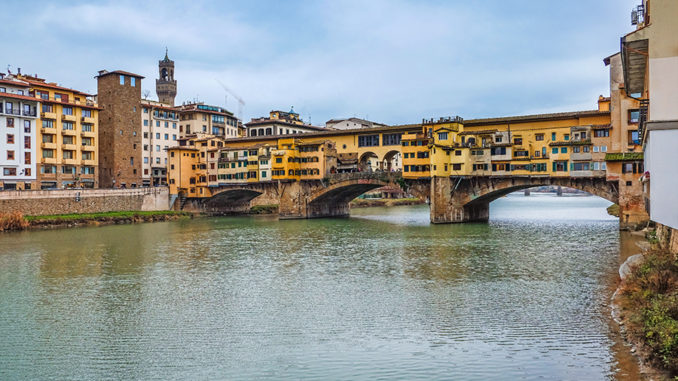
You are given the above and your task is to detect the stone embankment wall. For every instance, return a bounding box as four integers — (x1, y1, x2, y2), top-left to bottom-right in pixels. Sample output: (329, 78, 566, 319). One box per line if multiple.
(0, 187, 169, 216)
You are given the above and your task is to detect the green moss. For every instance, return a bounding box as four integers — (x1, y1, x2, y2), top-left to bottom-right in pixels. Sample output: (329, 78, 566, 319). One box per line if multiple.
(249, 204, 278, 214)
(25, 210, 191, 222)
(607, 204, 620, 217)
(605, 152, 644, 161)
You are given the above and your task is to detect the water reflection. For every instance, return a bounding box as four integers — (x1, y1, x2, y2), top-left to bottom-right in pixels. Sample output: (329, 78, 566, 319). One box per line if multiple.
(0, 194, 638, 380)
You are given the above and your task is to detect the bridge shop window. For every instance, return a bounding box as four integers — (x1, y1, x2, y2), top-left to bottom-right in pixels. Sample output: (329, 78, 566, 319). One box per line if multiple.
(551, 132, 557, 141)
(553, 161, 568, 172)
(358, 134, 380, 147)
(490, 147, 506, 155)
(383, 133, 402, 146)
(535, 134, 544, 141)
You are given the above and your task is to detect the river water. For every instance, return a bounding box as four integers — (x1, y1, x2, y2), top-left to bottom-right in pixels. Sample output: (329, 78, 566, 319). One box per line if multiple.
(0, 193, 641, 380)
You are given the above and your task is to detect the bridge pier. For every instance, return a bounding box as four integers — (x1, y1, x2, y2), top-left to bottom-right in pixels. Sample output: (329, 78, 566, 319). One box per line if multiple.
(430, 177, 489, 223)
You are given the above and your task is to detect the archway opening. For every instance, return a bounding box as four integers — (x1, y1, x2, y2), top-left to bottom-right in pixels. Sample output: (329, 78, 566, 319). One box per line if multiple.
(382, 150, 402, 172)
(358, 152, 379, 172)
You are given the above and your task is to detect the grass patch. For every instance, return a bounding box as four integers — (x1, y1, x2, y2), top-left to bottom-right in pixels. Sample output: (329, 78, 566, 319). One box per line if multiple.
(619, 249, 678, 376)
(25, 210, 191, 222)
(607, 204, 620, 217)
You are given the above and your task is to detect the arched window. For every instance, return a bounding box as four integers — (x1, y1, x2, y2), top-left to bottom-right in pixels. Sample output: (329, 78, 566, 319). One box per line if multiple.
(251, 130, 257, 136)
(266, 128, 272, 135)
(161, 68, 168, 80)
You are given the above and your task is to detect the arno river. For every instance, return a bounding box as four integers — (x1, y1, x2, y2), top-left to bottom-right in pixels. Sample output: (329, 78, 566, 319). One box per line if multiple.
(0, 194, 642, 380)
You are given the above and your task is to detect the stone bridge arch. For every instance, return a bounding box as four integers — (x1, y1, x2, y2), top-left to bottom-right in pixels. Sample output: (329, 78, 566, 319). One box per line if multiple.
(305, 178, 391, 218)
(201, 187, 264, 214)
(430, 176, 619, 224)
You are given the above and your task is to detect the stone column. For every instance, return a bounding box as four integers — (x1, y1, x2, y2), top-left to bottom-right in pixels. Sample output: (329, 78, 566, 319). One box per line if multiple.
(278, 181, 308, 219)
(430, 176, 454, 223)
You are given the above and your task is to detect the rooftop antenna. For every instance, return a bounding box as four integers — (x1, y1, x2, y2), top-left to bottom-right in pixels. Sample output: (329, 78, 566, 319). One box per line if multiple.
(216, 79, 245, 121)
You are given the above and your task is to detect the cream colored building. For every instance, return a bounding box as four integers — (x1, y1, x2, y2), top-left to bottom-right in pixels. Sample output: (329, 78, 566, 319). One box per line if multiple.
(622, 0, 678, 229)
(141, 99, 179, 186)
(177, 103, 239, 139)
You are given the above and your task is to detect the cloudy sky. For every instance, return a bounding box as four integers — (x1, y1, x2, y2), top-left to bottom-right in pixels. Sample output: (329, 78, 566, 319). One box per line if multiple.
(2, 0, 637, 125)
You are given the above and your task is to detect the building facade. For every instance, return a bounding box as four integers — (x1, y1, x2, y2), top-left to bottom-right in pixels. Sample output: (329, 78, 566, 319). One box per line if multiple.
(621, 0, 678, 232)
(140, 99, 179, 186)
(96, 70, 144, 188)
(18, 73, 100, 189)
(0, 74, 38, 190)
(177, 103, 239, 139)
(325, 117, 388, 130)
(246, 108, 326, 137)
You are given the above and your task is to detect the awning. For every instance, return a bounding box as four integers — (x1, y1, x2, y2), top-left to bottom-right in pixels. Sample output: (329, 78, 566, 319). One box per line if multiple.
(621, 34, 648, 95)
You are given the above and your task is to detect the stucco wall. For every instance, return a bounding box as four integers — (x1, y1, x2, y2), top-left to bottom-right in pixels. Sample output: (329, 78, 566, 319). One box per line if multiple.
(0, 187, 169, 216)
(647, 129, 678, 229)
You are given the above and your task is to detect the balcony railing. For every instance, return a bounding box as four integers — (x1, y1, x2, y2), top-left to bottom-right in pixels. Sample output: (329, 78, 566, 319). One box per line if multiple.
(638, 99, 649, 143)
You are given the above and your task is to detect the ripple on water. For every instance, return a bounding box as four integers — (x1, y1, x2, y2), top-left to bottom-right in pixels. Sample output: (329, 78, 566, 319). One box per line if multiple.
(0, 194, 628, 380)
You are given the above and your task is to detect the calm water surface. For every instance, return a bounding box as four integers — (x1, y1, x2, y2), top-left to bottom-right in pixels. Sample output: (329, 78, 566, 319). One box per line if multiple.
(0, 193, 640, 380)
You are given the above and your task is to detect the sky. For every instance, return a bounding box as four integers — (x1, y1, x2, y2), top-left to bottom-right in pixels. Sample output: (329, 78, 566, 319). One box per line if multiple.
(1, 0, 638, 125)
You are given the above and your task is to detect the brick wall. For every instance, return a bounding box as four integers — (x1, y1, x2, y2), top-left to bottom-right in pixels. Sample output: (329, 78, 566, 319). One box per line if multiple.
(0, 187, 169, 216)
(97, 72, 143, 188)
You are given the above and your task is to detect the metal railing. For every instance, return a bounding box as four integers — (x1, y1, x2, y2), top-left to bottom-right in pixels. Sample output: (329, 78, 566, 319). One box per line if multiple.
(638, 99, 649, 143)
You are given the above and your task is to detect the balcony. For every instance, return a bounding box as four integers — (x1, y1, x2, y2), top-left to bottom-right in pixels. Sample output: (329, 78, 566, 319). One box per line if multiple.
(22, 110, 37, 118)
(41, 111, 57, 120)
(81, 144, 96, 151)
(571, 152, 593, 161)
(82, 159, 97, 165)
(2, 109, 20, 116)
(62, 158, 77, 165)
(61, 129, 77, 136)
(80, 130, 96, 137)
(61, 113, 76, 122)
(62, 143, 77, 151)
(40, 157, 57, 164)
(41, 142, 56, 149)
(81, 116, 95, 124)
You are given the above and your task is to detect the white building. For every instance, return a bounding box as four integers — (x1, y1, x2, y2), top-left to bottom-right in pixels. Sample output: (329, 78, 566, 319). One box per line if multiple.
(622, 0, 678, 230)
(325, 117, 388, 130)
(246, 108, 326, 137)
(0, 73, 38, 190)
(141, 99, 179, 186)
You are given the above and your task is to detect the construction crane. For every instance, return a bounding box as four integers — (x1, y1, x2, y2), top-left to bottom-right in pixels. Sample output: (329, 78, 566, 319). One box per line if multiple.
(216, 79, 245, 122)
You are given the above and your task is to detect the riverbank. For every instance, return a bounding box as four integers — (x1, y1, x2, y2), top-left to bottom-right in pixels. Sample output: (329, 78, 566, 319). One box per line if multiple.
(612, 229, 678, 379)
(350, 197, 425, 208)
(0, 211, 194, 231)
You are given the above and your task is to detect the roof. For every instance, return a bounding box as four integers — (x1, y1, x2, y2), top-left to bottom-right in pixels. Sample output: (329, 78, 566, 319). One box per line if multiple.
(176, 103, 233, 117)
(245, 118, 327, 131)
(0, 92, 41, 103)
(95, 70, 145, 79)
(0, 78, 29, 88)
(464, 110, 609, 126)
(21, 78, 93, 97)
(325, 117, 388, 127)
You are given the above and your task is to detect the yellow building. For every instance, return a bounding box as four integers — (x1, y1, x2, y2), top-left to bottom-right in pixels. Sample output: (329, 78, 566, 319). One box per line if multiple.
(167, 135, 223, 198)
(19, 74, 100, 189)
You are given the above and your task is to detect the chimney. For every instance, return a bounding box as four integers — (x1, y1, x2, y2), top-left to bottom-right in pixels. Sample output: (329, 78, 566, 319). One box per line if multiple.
(17, 67, 21, 75)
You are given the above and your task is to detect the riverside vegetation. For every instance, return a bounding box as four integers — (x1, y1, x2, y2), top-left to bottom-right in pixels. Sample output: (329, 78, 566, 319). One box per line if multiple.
(617, 231, 678, 378)
(0, 211, 192, 231)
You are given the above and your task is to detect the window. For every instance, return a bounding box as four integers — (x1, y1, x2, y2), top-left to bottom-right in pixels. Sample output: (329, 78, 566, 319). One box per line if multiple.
(564, 134, 570, 141)
(156, 145, 160, 152)
(82, 109, 92, 117)
(535, 134, 544, 141)
(437, 132, 448, 140)
(144, 157, 149, 164)
(164, 134, 168, 140)
(593, 146, 599, 152)
(63, 107, 73, 116)
(551, 132, 556, 141)
(62, 150, 73, 159)
(593, 162, 600, 170)
(572, 146, 580, 153)
(130, 157, 134, 165)
(82, 152, 93, 160)
(552, 147, 558, 154)
(3, 168, 16, 176)
(24, 152, 31, 165)
(131, 77, 136, 87)
(62, 122, 74, 130)
(560, 147, 567, 153)
(7, 134, 14, 144)
(165, 121, 168, 128)
(24, 136, 30, 149)
(42, 104, 53, 113)
(42, 150, 54, 158)
(514, 137, 522, 145)
(452, 164, 462, 170)
(7, 118, 14, 128)
(24, 120, 31, 133)
(628, 109, 640, 123)
(594, 129, 609, 137)
(491, 147, 507, 155)
(82, 124, 93, 132)
(62, 136, 74, 145)
(601, 145, 607, 152)
(383, 133, 402, 146)
(358, 134, 380, 147)
(630, 131, 640, 145)
(119, 75, 125, 85)
(144, 120, 149, 126)
(7, 150, 15, 160)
